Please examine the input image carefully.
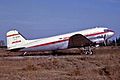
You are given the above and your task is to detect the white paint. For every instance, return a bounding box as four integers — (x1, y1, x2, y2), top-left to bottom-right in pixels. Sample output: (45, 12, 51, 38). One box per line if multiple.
(6, 27, 115, 51)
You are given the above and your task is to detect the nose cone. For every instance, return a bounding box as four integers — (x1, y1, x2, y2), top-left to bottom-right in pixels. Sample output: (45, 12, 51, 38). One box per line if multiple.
(111, 30, 115, 36)
(108, 30, 115, 38)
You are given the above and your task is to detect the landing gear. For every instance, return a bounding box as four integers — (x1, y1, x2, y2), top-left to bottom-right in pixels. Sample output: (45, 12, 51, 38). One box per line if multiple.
(23, 52, 27, 55)
(81, 46, 93, 55)
(19, 52, 27, 56)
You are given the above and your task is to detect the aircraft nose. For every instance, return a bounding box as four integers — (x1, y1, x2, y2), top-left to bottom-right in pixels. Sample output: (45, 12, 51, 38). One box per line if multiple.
(109, 30, 115, 37)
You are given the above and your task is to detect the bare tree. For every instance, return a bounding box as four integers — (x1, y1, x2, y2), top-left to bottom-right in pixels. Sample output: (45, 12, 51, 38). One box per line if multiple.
(0, 40, 5, 46)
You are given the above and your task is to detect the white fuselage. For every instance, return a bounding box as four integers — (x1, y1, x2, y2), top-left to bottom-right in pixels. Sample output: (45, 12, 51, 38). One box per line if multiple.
(18, 27, 114, 51)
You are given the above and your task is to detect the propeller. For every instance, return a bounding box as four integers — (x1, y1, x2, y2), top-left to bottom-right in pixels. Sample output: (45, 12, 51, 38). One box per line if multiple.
(103, 34, 107, 46)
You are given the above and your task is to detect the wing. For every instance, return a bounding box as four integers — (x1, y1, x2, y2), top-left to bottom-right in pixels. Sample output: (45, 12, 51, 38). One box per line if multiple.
(68, 34, 95, 48)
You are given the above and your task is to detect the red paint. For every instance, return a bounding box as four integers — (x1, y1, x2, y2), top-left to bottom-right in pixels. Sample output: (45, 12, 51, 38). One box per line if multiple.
(12, 40, 21, 44)
(85, 32, 107, 37)
(85, 30, 115, 37)
(29, 39, 69, 48)
(7, 34, 19, 37)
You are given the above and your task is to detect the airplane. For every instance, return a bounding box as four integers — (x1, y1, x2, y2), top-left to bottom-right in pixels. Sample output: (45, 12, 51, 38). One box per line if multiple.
(6, 27, 115, 54)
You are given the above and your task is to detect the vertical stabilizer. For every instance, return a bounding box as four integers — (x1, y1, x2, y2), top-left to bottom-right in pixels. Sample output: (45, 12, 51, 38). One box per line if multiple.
(6, 30, 26, 50)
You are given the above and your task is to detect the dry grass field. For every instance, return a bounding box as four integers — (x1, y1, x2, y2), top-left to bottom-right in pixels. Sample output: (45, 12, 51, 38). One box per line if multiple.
(0, 47, 120, 80)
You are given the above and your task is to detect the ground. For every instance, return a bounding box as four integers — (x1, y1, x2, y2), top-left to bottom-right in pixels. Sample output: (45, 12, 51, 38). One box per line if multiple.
(0, 47, 120, 80)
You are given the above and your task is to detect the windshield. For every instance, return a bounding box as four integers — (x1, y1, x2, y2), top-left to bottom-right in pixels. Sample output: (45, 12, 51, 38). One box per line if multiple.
(104, 29, 113, 32)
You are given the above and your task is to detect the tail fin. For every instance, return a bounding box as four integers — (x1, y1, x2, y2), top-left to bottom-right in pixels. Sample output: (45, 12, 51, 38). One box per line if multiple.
(6, 30, 26, 50)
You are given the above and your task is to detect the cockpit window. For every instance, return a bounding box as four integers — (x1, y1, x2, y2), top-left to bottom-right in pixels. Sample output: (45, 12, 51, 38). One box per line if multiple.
(104, 29, 113, 32)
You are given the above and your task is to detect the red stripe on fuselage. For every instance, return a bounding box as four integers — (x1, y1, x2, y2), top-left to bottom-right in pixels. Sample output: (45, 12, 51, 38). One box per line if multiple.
(12, 40, 21, 44)
(28, 31, 110, 48)
(7, 34, 19, 37)
(29, 39, 68, 48)
(85, 31, 107, 37)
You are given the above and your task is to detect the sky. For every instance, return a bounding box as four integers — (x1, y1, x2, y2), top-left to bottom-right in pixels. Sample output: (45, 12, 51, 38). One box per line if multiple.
(0, 0, 120, 42)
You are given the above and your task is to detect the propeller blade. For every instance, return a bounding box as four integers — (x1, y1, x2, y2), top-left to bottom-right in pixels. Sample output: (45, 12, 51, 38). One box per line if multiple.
(103, 35, 107, 46)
